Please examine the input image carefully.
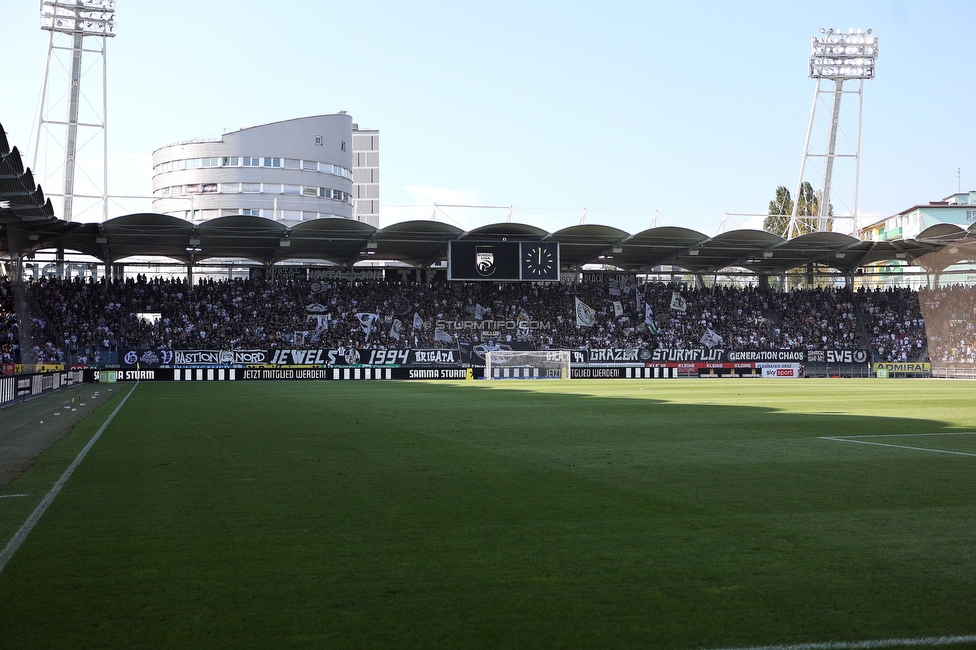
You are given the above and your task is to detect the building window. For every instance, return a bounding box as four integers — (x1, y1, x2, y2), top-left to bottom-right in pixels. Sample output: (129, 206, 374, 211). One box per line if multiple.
(284, 184, 301, 195)
(242, 208, 261, 216)
(222, 157, 239, 166)
(341, 141, 346, 152)
(243, 157, 259, 167)
(220, 183, 240, 193)
(264, 157, 281, 168)
(967, 210, 976, 222)
(242, 183, 260, 193)
(302, 160, 316, 171)
(284, 158, 300, 170)
(301, 186, 317, 196)
(201, 183, 217, 194)
(314, 135, 323, 145)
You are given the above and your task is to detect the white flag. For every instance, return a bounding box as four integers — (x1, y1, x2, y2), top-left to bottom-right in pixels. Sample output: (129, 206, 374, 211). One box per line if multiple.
(355, 312, 379, 340)
(613, 301, 623, 318)
(474, 303, 487, 320)
(670, 291, 687, 312)
(434, 328, 453, 343)
(390, 319, 403, 340)
(700, 328, 723, 349)
(575, 297, 596, 328)
(413, 312, 424, 330)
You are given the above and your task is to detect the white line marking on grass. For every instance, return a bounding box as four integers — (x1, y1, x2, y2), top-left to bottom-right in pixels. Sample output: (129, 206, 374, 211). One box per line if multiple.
(0, 382, 138, 575)
(840, 432, 976, 439)
(706, 633, 976, 650)
(820, 436, 976, 457)
(0, 494, 29, 499)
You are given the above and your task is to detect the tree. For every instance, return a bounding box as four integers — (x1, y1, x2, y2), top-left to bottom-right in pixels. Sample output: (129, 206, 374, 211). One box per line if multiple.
(762, 182, 833, 238)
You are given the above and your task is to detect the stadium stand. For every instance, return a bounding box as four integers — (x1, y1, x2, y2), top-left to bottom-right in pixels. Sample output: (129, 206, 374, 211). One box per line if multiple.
(0, 275, 950, 366)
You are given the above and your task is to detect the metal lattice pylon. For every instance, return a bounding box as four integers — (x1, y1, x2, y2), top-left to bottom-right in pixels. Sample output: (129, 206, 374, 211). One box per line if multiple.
(787, 28, 878, 239)
(31, 1, 116, 222)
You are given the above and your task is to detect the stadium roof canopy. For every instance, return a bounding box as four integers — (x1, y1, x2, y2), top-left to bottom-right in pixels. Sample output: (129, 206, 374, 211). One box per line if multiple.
(2, 114, 971, 276)
(3, 209, 970, 275)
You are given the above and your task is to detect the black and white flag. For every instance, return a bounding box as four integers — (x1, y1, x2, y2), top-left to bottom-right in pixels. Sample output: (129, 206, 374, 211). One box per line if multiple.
(644, 304, 659, 335)
(700, 328, 723, 349)
(575, 298, 596, 328)
(355, 312, 380, 340)
(670, 291, 687, 312)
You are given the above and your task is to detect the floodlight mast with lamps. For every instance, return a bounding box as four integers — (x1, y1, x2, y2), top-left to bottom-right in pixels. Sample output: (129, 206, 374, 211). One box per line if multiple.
(787, 28, 878, 239)
(33, 1, 117, 222)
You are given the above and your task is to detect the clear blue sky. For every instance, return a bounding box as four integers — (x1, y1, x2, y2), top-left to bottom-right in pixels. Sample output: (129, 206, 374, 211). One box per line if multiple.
(3, 0, 974, 236)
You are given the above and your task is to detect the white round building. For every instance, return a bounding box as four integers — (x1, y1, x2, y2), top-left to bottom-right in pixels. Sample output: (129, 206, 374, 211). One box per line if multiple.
(151, 113, 378, 226)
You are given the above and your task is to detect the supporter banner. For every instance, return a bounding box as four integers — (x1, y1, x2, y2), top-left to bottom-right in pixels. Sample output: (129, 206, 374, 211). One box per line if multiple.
(82, 367, 482, 382)
(571, 367, 626, 378)
(648, 349, 808, 363)
(86, 369, 173, 382)
(100, 346, 868, 369)
(121, 349, 175, 367)
(574, 348, 810, 365)
(580, 272, 638, 288)
(262, 348, 465, 368)
(572, 348, 644, 364)
(806, 350, 869, 364)
(252, 267, 389, 283)
(173, 350, 269, 366)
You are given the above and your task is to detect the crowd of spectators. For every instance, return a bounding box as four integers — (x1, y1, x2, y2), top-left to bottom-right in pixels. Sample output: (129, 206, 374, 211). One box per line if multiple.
(0, 273, 961, 366)
(918, 285, 976, 365)
(859, 287, 927, 362)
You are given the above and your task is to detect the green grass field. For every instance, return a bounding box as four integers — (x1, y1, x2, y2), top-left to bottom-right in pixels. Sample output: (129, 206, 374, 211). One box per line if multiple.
(2, 379, 976, 649)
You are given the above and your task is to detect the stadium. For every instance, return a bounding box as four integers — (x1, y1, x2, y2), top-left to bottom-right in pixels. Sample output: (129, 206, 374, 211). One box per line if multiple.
(4, 5, 976, 650)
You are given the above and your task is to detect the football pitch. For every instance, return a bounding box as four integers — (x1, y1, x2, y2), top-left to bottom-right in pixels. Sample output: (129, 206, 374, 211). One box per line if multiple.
(2, 379, 976, 649)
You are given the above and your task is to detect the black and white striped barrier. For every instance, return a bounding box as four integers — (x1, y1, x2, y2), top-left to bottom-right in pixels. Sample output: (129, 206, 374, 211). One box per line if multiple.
(0, 371, 85, 407)
(81, 365, 676, 384)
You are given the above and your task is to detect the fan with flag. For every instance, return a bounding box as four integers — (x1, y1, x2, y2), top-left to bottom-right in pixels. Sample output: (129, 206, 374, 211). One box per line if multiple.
(355, 312, 380, 341)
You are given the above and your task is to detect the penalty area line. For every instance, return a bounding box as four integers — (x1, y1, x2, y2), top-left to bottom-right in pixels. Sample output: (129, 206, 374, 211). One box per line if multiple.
(820, 436, 976, 457)
(705, 633, 976, 650)
(0, 381, 139, 575)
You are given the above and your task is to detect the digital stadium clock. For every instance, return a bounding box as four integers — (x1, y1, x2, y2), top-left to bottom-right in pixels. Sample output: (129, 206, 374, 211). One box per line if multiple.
(448, 241, 560, 281)
(520, 242, 559, 280)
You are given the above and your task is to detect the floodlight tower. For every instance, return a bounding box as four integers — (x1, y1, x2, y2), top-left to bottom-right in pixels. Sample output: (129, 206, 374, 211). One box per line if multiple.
(787, 28, 878, 238)
(32, 1, 116, 222)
